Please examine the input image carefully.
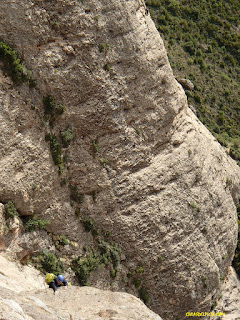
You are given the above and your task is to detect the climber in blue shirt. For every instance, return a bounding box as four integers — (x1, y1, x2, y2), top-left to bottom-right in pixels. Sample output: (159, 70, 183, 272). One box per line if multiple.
(49, 275, 68, 293)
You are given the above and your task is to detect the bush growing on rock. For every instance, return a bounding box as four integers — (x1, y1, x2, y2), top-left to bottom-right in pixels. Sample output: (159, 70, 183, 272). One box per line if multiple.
(45, 134, 64, 174)
(32, 250, 62, 274)
(139, 286, 149, 304)
(61, 127, 73, 147)
(69, 184, 83, 203)
(81, 215, 98, 236)
(72, 239, 122, 285)
(24, 216, 50, 232)
(72, 250, 103, 286)
(43, 95, 66, 116)
(4, 201, 19, 218)
(0, 40, 32, 84)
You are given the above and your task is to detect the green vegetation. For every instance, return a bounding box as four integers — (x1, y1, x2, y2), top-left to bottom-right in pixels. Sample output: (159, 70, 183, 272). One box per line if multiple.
(103, 63, 111, 71)
(52, 234, 69, 248)
(0, 40, 35, 86)
(69, 184, 83, 203)
(43, 95, 66, 118)
(72, 239, 121, 285)
(98, 239, 121, 277)
(92, 139, 99, 154)
(32, 250, 62, 274)
(135, 128, 141, 136)
(4, 201, 19, 218)
(72, 250, 102, 286)
(127, 265, 148, 303)
(136, 266, 144, 274)
(139, 286, 149, 304)
(189, 201, 200, 212)
(45, 134, 64, 174)
(132, 277, 141, 288)
(211, 299, 218, 311)
(98, 42, 110, 53)
(202, 275, 209, 289)
(145, 0, 240, 164)
(61, 127, 73, 147)
(99, 158, 108, 166)
(146, 0, 240, 279)
(59, 235, 69, 246)
(81, 215, 98, 237)
(75, 207, 81, 218)
(24, 216, 50, 232)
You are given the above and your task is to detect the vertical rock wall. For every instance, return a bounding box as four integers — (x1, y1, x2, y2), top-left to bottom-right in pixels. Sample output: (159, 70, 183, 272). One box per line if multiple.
(0, 0, 240, 319)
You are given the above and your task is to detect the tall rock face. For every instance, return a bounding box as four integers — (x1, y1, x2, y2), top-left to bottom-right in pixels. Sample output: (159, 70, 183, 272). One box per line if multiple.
(0, 1, 240, 319)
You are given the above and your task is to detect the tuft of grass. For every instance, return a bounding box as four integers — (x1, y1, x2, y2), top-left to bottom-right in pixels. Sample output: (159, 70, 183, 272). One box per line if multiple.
(24, 216, 50, 232)
(139, 286, 149, 304)
(103, 63, 111, 72)
(99, 158, 108, 166)
(132, 277, 141, 288)
(72, 250, 103, 286)
(92, 139, 99, 153)
(98, 42, 110, 53)
(4, 201, 19, 218)
(52, 234, 69, 247)
(98, 239, 122, 275)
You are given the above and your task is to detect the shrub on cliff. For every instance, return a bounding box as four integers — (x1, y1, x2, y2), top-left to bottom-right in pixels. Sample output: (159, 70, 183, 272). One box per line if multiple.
(61, 127, 73, 147)
(43, 95, 66, 116)
(45, 134, 64, 174)
(32, 250, 62, 274)
(0, 40, 35, 86)
(4, 201, 19, 218)
(72, 251, 103, 286)
(24, 216, 50, 232)
(72, 239, 122, 285)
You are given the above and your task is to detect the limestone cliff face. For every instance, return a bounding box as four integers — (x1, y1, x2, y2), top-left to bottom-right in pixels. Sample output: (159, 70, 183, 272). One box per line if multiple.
(0, 254, 163, 320)
(0, 1, 240, 319)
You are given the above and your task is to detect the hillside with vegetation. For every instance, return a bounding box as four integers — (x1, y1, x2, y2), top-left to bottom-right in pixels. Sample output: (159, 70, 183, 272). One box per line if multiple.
(145, 0, 240, 163)
(145, 0, 240, 279)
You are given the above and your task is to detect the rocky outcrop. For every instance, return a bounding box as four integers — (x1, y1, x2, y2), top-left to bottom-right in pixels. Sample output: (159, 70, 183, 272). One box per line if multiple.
(214, 267, 240, 320)
(0, 254, 163, 320)
(0, 1, 240, 319)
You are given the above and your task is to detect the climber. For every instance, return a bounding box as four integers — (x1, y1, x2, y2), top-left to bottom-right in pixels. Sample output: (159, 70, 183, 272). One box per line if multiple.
(46, 274, 68, 293)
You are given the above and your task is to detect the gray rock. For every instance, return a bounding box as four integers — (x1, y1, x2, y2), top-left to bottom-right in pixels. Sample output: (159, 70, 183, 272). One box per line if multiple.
(0, 1, 239, 320)
(178, 78, 195, 91)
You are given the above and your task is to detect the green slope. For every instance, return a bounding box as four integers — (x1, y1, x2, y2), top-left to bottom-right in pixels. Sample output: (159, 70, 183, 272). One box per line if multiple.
(145, 0, 240, 164)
